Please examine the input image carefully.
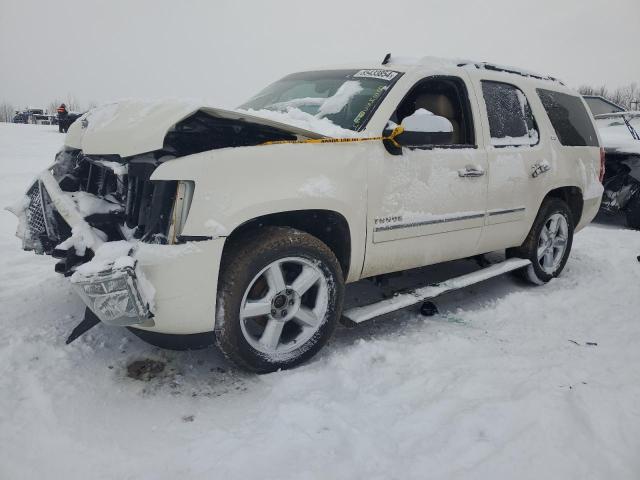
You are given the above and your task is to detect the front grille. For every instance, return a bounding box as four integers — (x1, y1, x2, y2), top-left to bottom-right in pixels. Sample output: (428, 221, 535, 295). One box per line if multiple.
(26, 182, 47, 240)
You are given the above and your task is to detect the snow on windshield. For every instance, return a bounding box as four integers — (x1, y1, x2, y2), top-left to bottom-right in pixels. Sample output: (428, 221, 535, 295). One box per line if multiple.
(237, 106, 361, 138)
(237, 80, 366, 138)
(239, 70, 402, 137)
(238, 80, 363, 138)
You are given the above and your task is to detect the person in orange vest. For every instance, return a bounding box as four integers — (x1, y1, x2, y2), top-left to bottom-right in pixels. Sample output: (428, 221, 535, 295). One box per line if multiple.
(57, 103, 68, 132)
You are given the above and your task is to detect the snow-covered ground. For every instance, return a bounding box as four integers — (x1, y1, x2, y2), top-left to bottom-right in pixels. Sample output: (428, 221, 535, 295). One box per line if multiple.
(1, 123, 640, 479)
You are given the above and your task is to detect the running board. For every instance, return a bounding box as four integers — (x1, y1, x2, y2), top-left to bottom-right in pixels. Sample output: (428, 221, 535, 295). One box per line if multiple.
(342, 258, 531, 324)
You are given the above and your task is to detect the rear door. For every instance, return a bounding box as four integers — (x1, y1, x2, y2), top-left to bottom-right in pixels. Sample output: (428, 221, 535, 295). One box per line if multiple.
(467, 73, 553, 253)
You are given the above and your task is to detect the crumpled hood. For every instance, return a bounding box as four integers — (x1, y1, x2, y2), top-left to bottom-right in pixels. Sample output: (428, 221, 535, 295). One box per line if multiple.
(65, 99, 325, 157)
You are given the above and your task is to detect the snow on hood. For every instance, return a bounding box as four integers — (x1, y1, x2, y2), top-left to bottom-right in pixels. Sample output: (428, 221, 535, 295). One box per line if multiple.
(64, 99, 335, 157)
(596, 117, 640, 156)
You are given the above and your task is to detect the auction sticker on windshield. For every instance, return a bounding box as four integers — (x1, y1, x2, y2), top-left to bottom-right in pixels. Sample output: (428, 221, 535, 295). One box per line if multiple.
(353, 69, 400, 81)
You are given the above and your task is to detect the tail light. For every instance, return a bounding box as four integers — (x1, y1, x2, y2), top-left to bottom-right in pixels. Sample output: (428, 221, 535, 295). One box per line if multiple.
(599, 147, 606, 183)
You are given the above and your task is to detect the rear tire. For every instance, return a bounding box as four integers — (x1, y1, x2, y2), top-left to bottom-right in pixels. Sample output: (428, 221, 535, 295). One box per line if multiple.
(508, 198, 574, 285)
(215, 227, 344, 373)
(625, 194, 640, 230)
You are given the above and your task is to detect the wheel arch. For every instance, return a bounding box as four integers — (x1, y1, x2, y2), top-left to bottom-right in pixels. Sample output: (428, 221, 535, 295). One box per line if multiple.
(221, 209, 353, 280)
(540, 186, 584, 225)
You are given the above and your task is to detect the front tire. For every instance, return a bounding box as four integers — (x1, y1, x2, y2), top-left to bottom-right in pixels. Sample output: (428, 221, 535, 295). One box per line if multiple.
(508, 198, 574, 285)
(215, 227, 344, 373)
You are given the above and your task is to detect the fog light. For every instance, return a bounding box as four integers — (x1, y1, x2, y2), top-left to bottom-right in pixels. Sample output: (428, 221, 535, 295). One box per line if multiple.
(72, 266, 151, 326)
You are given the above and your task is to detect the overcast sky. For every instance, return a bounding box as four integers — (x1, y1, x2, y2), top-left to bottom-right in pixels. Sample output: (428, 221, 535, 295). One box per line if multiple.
(1, 0, 639, 111)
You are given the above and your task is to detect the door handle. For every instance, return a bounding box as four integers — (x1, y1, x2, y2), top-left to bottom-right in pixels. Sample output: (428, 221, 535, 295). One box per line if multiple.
(458, 165, 485, 177)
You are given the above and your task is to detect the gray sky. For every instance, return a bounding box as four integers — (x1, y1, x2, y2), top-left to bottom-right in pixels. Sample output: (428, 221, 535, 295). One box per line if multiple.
(1, 0, 639, 110)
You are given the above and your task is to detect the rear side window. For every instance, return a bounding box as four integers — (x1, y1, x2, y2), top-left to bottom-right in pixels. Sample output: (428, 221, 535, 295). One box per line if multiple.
(537, 89, 599, 147)
(481, 81, 539, 147)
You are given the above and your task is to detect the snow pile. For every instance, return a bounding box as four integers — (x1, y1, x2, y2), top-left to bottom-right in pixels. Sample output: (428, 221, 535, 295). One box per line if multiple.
(316, 80, 363, 117)
(93, 159, 128, 176)
(238, 107, 360, 138)
(402, 108, 453, 132)
(56, 224, 108, 256)
(238, 80, 367, 138)
(71, 240, 134, 279)
(4, 195, 30, 242)
(596, 116, 640, 155)
(64, 191, 123, 217)
(80, 99, 201, 134)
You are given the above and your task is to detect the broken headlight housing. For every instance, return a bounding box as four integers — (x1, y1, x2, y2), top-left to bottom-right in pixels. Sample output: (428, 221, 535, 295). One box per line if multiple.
(71, 266, 152, 326)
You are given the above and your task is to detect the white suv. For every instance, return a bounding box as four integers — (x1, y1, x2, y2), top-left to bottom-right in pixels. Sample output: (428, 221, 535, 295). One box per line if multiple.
(11, 57, 604, 372)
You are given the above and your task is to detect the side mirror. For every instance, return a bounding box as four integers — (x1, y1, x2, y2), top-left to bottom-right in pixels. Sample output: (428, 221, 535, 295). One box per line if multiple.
(384, 109, 454, 149)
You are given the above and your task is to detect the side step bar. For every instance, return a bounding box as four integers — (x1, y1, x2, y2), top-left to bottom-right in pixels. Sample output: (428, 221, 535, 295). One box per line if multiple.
(342, 258, 531, 324)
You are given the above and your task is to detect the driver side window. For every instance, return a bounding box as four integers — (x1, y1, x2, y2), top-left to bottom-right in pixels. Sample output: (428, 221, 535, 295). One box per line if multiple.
(392, 76, 476, 147)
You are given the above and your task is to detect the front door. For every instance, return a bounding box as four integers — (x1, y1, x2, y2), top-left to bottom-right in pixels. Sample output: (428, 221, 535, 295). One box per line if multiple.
(362, 74, 489, 278)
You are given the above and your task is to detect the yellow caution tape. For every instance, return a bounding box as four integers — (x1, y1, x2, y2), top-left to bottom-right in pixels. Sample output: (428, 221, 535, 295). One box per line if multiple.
(261, 125, 404, 148)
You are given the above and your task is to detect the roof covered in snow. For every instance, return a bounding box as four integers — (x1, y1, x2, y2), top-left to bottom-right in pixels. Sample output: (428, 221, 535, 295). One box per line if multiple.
(319, 55, 566, 87)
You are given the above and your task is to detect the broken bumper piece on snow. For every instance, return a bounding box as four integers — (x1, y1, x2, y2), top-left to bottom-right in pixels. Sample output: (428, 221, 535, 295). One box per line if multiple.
(71, 265, 153, 327)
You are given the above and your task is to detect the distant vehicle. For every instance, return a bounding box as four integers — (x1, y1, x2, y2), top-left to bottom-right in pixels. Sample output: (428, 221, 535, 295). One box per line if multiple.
(11, 58, 603, 373)
(583, 95, 626, 116)
(13, 109, 45, 124)
(595, 112, 640, 228)
(30, 114, 56, 125)
(12, 111, 28, 123)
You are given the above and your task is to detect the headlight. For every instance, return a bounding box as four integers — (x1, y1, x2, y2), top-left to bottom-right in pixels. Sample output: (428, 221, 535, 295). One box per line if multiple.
(167, 180, 195, 244)
(71, 266, 151, 326)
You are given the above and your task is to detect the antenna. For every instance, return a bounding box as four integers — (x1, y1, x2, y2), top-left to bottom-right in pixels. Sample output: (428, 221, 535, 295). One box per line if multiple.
(382, 53, 391, 65)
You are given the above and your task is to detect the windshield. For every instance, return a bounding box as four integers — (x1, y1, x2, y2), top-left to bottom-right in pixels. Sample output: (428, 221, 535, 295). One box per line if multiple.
(239, 69, 402, 132)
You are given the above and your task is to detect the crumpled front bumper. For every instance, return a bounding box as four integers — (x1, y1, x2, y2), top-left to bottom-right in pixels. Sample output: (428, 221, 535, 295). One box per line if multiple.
(15, 169, 225, 334)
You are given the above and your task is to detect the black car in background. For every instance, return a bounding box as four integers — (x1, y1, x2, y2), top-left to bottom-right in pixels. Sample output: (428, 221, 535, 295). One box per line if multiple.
(595, 112, 640, 228)
(12, 111, 28, 123)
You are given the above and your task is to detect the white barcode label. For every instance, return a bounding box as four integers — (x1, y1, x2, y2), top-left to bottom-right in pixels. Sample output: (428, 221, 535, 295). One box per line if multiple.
(353, 69, 399, 81)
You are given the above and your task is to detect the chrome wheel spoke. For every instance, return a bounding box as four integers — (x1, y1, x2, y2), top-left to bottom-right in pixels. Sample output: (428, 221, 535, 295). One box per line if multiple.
(548, 217, 559, 236)
(241, 300, 272, 319)
(265, 263, 286, 292)
(553, 236, 567, 249)
(539, 226, 550, 243)
(259, 319, 285, 350)
(543, 249, 554, 268)
(293, 307, 319, 328)
(291, 266, 320, 296)
(537, 244, 547, 260)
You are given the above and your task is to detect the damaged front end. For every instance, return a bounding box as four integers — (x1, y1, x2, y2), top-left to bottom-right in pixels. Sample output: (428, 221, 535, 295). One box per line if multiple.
(9, 104, 308, 331)
(14, 148, 176, 327)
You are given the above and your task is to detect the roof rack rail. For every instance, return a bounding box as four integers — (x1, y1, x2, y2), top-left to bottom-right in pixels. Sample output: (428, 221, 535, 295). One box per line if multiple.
(457, 61, 564, 85)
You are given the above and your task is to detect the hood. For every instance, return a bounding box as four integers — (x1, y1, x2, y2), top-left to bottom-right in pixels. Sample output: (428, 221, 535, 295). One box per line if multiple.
(65, 99, 325, 158)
